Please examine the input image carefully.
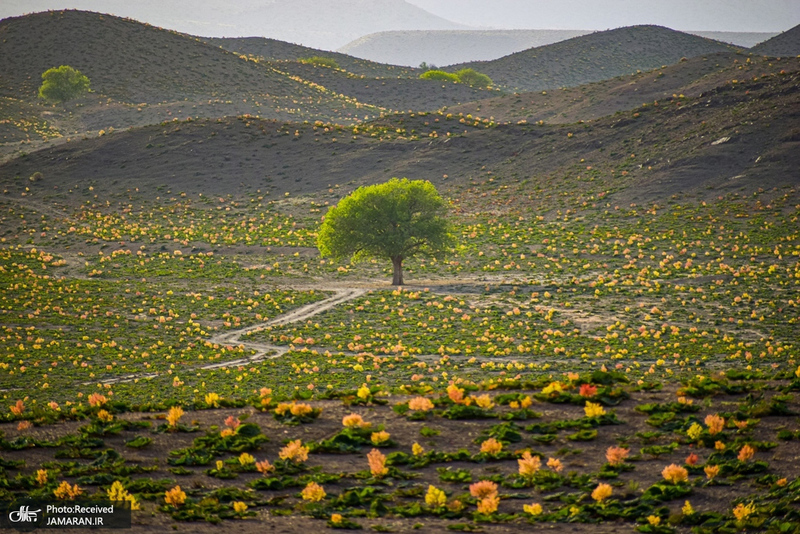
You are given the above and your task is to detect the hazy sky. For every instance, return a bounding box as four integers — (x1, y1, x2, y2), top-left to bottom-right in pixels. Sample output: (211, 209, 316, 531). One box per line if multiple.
(406, 0, 800, 32)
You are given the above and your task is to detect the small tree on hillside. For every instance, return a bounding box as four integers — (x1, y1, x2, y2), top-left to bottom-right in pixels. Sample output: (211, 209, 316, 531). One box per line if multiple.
(317, 178, 453, 285)
(38, 65, 90, 103)
(455, 68, 492, 88)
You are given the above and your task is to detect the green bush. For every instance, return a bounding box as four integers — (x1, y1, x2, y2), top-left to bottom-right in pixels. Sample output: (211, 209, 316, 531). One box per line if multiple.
(38, 65, 90, 102)
(455, 68, 492, 88)
(299, 56, 339, 69)
(419, 70, 459, 83)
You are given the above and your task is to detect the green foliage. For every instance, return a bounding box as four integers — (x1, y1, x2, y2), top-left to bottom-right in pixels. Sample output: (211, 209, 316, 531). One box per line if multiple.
(317, 178, 453, 285)
(455, 68, 493, 88)
(420, 70, 459, 83)
(300, 56, 340, 69)
(38, 65, 90, 102)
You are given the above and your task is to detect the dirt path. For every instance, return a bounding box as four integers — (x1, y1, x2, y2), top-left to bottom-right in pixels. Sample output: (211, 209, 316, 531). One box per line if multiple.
(96, 287, 367, 385)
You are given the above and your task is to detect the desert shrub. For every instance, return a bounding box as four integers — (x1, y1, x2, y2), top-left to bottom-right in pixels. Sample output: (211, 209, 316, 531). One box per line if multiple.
(38, 65, 90, 103)
(300, 56, 339, 69)
(455, 68, 492, 88)
(420, 70, 459, 83)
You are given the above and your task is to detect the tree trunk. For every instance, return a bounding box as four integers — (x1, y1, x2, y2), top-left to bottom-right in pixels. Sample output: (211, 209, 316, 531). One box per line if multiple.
(391, 256, 404, 286)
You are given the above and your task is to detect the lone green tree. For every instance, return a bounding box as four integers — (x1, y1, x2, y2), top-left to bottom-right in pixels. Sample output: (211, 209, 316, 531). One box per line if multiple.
(38, 65, 90, 103)
(317, 178, 453, 285)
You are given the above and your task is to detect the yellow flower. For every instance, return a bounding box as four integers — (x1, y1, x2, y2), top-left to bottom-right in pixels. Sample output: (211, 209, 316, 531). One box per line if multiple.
(662, 464, 689, 484)
(520, 396, 533, 409)
(704, 465, 720, 480)
(777, 478, 788, 487)
(425, 485, 446, 508)
(342, 413, 370, 428)
(473, 394, 494, 409)
(371, 431, 390, 445)
(290, 403, 314, 416)
(301, 482, 326, 502)
(733, 502, 756, 522)
(412, 442, 425, 456)
(107, 480, 141, 510)
(279, 439, 309, 463)
(737, 444, 756, 462)
(367, 448, 389, 478)
(166, 406, 184, 428)
(205, 392, 220, 407)
(541, 382, 563, 395)
(97, 409, 113, 422)
(682, 501, 694, 515)
(36, 469, 48, 486)
(714, 440, 726, 451)
(687, 422, 703, 440)
(705, 414, 725, 435)
(584, 401, 606, 418)
(647, 515, 661, 526)
(330, 513, 343, 524)
(238, 452, 255, 466)
(477, 495, 500, 514)
(523, 503, 543, 516)
(232, 501, 247, 514)
(216, 460, 224, 471)
(164, 486, 186, 508)
(408, 396, 434, 411)
(54, 481, 82, 500)
(480, 438, 503, 455)
(591, 483, 612, 502)
(357, 385, 371, 400)
(518, 450, 541, 478)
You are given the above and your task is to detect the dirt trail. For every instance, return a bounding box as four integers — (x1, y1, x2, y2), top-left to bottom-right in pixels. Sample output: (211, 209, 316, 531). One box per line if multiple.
(96, 287, 366, 385)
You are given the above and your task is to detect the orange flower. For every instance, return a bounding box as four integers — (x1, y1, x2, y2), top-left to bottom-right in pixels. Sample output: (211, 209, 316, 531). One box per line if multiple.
(367, 448, 388, 478)
(704, 465, 720, 480)
(224, 415, 240, 430)
(662, 464, 689, 484)
(256, 459, 274, 475)
(547, 457, 563, 473)
(737, 444, 756, 462)
(371, 431, 390, 445)
(705, 414, 725, 435)
(685, 453, 699, 466)
(342, 413, 370, 428)
(447, 384, 465, 404)
(54, 481, 83, 500)
(166, 406, 184, 428)
(469, 480, 498, 499)
(164, 486, 186, 508)
(408, 396, 434, 411)
(279, 439, 309, 463)
(518, 451, 541, 478)
(477, 494, 500, 514)
(301, 482, 326, 502)
(480, 438, 503, 455)
(605, 446, 630, 466)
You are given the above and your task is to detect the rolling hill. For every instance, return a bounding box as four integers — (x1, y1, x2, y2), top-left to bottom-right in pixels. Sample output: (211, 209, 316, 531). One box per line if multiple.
(447, 52, 795, 124)
(3, 58, 797, 208)
(750, 23, 800, 56)
(206, 37, 418, 79)
(447, 25, 742, 92)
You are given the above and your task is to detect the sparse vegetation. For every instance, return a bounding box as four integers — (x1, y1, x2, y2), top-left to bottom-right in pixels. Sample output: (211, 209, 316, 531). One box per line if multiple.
(455, 68, 493, 88)
(299, 56, 340, 69)
(419, 69, 460, 83)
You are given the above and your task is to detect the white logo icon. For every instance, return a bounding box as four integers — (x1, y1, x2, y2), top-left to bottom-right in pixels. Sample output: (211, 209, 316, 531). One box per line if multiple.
(9, 505, 41, 523)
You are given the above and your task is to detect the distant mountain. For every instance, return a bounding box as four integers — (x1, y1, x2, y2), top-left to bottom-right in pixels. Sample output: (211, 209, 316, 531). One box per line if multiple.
(750, 24, 800, 56)
(0, 0, 467, 50)
(338, 30, 592, 67)
(447, 25, 742, 92)
(688, 31, 777, 48)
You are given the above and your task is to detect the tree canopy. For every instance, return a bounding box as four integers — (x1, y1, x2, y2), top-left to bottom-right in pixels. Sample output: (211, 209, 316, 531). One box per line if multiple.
(38, 65, 91, 103)
(317, 178, 453, 285)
